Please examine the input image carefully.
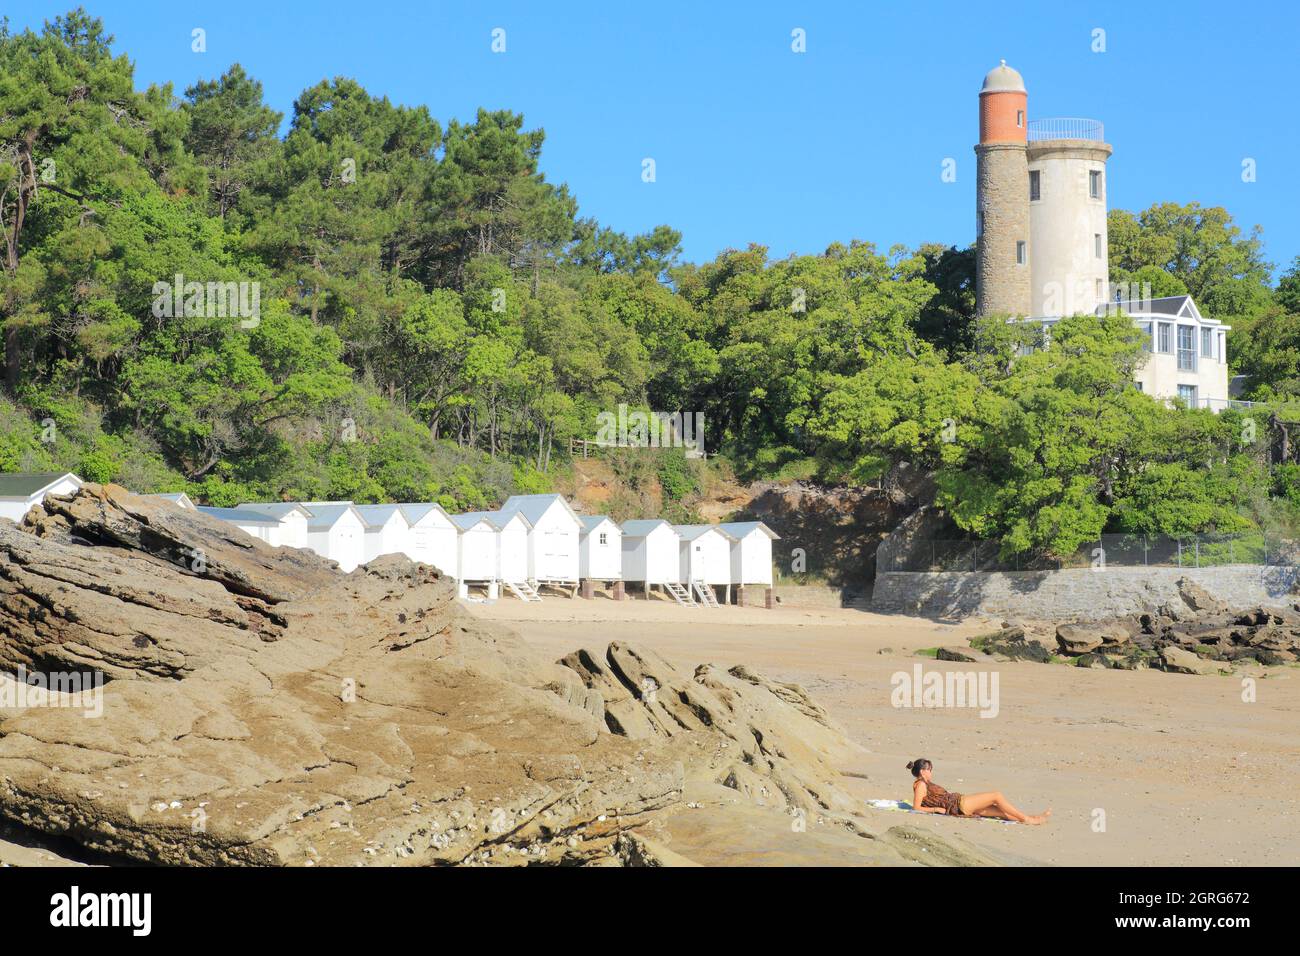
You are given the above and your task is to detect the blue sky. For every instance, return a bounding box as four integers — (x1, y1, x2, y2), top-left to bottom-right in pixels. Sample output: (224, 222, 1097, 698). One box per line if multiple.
(12, 1, 1300, 277)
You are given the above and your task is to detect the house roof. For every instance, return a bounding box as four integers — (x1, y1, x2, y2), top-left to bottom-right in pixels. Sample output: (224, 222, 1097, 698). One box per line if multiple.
(397, 502, 454, 526)
(580, 515, 618, 533)
(672, 523, 738, 542)
(718, 521, 780, 540)
(620, 519, 673, 538)
(1108, 294, 1201, 319)
(236, 502, 312, 521)
(197, 506, 279, 526)
(0, 472, 80, 499)
(499, 493, 581, 526)
(353, 504, 408, 529)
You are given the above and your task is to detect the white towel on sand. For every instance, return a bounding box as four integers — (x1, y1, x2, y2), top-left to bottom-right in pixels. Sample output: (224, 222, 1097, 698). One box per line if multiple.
(865, 798, 1019, 824)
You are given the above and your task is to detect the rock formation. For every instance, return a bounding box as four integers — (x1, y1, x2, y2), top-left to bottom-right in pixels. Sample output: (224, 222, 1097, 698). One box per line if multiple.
(0, 484, 994, 866)
(970, 577, 1300, 673)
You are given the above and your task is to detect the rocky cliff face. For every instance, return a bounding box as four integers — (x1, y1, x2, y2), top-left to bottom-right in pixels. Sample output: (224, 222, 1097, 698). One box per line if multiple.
(0, 484, 995, 866)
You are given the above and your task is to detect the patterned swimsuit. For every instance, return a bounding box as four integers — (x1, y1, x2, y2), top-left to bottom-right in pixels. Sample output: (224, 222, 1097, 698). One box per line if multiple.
(920, 781, 965, 816)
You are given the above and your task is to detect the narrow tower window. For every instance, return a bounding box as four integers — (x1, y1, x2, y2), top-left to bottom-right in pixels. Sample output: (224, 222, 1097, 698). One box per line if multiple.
(977, 211, 984, 236)
(1094, 233, 1102, 258)
(1089, 170, 1102, 199)
(1016, 110, 1025, 128)
(1016, 241, 1026, 265)
(1029, 171, 1040, 201)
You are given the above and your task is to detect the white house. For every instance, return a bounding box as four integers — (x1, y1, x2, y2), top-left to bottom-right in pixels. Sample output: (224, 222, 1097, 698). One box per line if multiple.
(354, 504, 411, 565)
(298, 502, 367, 572)
(397, 503, 458, 574)
(1115, 295, 1232, 409)
(0, 472, 82, 523)
(579, 516, 622, 582)
(498, 494, 582, 587)
(235, 503, 312, 549)
(147, 492, 196, 510)
(674, 524, 736, 604)
(450, 513, 502, 597)
(620, 520, 683, 602)
(197, 506, 283, 545)
(719, 521, 779, 605)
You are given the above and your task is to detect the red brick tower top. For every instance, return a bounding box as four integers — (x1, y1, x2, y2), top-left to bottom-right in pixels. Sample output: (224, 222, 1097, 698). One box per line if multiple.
(979, 59, 1027, 144)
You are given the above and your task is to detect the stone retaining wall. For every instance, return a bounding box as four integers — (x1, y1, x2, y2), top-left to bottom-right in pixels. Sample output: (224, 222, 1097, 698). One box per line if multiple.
(872, 565, 1300, 620)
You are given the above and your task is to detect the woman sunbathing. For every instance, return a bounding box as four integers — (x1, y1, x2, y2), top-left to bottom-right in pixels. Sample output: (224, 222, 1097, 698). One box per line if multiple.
(907, 758, 1051, 825)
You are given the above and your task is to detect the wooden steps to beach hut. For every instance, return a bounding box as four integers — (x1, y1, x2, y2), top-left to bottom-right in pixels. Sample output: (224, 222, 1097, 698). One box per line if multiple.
(663, 582, 697, 607)
(691, 580, 720, 608)
(505, 580, 543, 602)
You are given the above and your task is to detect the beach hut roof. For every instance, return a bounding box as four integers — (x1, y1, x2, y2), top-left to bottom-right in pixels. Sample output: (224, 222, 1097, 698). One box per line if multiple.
(297, 502, 363, 530)
(148, 494, 195, 509)
(0, 472, 80, 498)
(672, 523, 738, 542)
(717, 521, 780, 540)
(396, 502, 453, 524)
(580, 515, 618, 533)
(499, 493, 581, 525)
(236, 502, 312, 521)
(197, 506, 279, 526)
(353, 503, 408, 528)
(451, 510, 533, 532)
(620, 519, 673, 537)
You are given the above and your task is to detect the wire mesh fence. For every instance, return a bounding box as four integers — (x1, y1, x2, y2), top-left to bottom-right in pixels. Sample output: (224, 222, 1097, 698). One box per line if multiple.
(882, 533, 1299, 573)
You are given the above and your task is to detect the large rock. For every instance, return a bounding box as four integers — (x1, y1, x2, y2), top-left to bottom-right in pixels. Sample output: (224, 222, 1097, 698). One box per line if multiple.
(0, 484, 941, 867)
(1176, 577, 1228, 617)
(1160, 645, 1224, 676)
(1056, 620, 1136, 655)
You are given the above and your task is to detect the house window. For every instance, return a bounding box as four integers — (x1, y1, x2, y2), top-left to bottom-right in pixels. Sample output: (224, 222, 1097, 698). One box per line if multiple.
(1177, 325, 1197, 371)
(1178, 384, 1198, 406)
(1016, 240, 1026, 265)
(1157, 322, 1172, 353)
(1094, 234, 1102, 258)
(1016, 110, 1025, 128)
(1139, 322, 1152, 351)
(1201, 327, 1214, 359)
(1135, 380, 1143, 392)
(1029, 170, 1040, 201)
(1089, 170, 1102, 199)
(598, 532, 607, 545)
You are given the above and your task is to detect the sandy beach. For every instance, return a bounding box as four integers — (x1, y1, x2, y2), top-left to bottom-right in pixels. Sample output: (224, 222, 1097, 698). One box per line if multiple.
(470, 595, 1300, 866)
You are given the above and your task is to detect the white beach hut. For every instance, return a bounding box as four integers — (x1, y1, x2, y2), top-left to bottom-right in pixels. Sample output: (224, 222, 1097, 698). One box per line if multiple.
(674, 524, 737, 607)
(197, 506, 283, 545)
(620, 520, 687, 603)
(397, 503, 458, 574)
(0, 472, 82, 523)
(450, 512, 502, 597)
(354, 504, 411, 565)
(234, 503, 312, 549)
(579, 516, 622, 583)
(498, 494, 582, 589)
(458, 510, 535, 599)
(718, 521, 780, 606)
(299, 502, 366, 572)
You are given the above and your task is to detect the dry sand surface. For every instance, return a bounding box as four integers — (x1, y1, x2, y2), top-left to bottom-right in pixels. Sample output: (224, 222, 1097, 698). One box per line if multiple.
(470, 594, 1300, 866)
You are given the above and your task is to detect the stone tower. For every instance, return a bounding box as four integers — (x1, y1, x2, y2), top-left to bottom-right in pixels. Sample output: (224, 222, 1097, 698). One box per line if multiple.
(975, 60, 1032, 318)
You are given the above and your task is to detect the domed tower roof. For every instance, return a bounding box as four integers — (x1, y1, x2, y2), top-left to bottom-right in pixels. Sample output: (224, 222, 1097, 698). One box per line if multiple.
(981, 59, 1026, 95)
